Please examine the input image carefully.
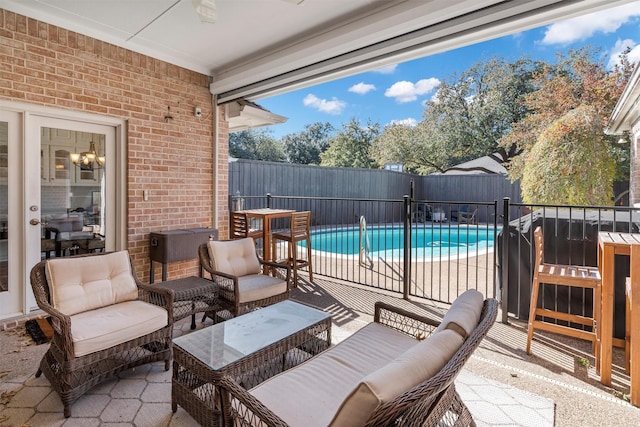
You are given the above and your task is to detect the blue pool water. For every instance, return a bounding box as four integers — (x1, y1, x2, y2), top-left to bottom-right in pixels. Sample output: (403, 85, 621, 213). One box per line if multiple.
(302, 225, 499, 260)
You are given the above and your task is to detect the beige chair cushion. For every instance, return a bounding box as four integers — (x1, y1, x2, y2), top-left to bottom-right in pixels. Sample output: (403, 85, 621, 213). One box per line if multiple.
(45, 250, 138, 316)
(434, 289, 484, 338)
(237, 274, 288, 303)
(207, 238, 261, 276)
(249, 322, 419, 427)
(329, 329, 464, 427)
(70, 300, 168, 357)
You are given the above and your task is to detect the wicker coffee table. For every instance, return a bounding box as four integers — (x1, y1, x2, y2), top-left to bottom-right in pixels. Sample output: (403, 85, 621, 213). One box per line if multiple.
(172, 300, 332, 427)
(153, 276, 218, 330)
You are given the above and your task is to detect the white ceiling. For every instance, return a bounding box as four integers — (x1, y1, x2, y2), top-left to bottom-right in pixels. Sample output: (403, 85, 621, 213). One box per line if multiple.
(1, 0, 636, 103)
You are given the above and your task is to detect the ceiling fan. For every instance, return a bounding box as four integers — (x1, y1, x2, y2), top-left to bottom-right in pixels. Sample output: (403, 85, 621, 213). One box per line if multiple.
(192, 0, 305, 24)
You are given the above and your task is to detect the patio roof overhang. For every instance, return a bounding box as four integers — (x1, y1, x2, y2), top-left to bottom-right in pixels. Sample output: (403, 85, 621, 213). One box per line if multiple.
(607, 64, 640, 135)
(226, 100, 288, 132)
(2, 0, 636, 104)
(211, 0, 639, 103)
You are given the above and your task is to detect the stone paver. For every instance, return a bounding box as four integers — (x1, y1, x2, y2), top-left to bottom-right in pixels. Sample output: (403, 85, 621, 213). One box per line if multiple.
(456, 370, 554, 427)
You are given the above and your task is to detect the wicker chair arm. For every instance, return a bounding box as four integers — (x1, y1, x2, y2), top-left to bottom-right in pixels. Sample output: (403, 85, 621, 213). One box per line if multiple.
(259, 259, 292, 288)
(36, 299, 72, 338)
(374, 301, 441, 339)
(205, 271, 240, 305)
(137, 282, 175, 321)
(219, 375, 289, 427)
(206, 269, 238, 282)
(365, 298, 499, 426)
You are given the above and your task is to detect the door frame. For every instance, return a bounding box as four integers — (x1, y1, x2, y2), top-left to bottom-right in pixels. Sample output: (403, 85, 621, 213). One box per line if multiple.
(0, 100, 127, 318)
(0, 110, 22, 318)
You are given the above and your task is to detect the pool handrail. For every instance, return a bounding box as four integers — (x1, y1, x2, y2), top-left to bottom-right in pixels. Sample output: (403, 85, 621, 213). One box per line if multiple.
(359, 215, 373, 267)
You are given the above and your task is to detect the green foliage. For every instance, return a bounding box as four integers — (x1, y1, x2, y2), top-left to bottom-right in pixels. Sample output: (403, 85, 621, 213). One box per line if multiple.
(229, 128, 286, 162)
(521, 105, 615, 205)
(281, 122, 334, 164)
(320, 118, 380, 168)
(373, 56, 537, 174)
(503, 47, 632, 185)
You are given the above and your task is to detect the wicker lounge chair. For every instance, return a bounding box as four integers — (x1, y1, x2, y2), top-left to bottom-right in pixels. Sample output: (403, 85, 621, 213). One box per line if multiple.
(451, 205, 477, 224)
(198, 238, 291, 321)
(29, 251, 174, 417)
(222, 290, 498, 426)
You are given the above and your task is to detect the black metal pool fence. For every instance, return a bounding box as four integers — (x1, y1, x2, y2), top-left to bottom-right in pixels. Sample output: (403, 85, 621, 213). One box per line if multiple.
(232, 194, 638, 331)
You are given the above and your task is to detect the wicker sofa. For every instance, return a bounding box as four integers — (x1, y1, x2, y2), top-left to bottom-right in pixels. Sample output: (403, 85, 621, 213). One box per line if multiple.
(29, 251, 174, 417)
(222, 290, 498, 427)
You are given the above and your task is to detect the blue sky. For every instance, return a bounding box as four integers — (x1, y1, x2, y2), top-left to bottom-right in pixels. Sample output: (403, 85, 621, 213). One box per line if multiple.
(258, 2, 640, 139)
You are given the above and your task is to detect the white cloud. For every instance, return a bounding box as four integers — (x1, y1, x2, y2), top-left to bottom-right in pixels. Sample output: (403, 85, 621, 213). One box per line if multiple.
(387, 118, 418, 127)
(607, 38, 640, 69)
(348, 82, 376, 95)
(303, 94, 346, 115)
(629, 44, 640, 65)
(374, 64, 398, 74)
(541, 2, 640, 45)
(384, 78, 440, 103)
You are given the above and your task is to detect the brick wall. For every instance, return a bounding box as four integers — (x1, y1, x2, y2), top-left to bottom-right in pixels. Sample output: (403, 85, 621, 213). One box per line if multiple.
(0, 10, 229, 281)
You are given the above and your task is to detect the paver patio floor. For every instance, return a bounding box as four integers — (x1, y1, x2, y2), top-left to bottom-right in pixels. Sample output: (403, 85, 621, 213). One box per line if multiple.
(1, 273, 639, 426)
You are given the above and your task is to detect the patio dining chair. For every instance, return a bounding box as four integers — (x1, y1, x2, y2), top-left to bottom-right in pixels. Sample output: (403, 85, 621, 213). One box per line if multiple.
(526, 226, 601, 357)
(451, 205, 477, 224)
(230, 211, 263, 244)
(413, 203, 432, 223)
(271, 211, 313, 286)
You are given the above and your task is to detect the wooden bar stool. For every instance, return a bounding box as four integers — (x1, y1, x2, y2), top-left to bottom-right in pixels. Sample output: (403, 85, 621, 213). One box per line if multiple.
(627, 244, 640, 407)
(626, 277, 632, 374)
(230, 211, 262, 244)
(271, 211, 313, 286)
(526, 226, 602, 356)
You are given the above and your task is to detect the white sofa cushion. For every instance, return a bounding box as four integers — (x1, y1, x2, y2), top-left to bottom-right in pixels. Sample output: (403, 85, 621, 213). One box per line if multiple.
(434, 289, 484, 338)
(237, 274, 287, 303)
(70, 300, 168, 357)
(208, 238, 261, 276)
(45, 250, 138, 316)
(249, 322, 419, 427)
(329, 329, 464, 427)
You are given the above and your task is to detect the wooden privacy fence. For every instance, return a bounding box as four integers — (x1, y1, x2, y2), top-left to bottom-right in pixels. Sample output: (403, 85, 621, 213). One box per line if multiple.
(229, 159, 522, 208)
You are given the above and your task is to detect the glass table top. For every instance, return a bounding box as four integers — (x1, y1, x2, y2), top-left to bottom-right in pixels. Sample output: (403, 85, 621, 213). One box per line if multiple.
(173, 300, 330, 370)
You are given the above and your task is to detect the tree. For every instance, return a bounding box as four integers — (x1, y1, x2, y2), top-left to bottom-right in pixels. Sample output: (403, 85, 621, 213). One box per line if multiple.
(281, 122, 334, 164)
(229, 128, 286, 162)
(372, 122, 450, 174)
(320, 118, 379, 168)
(501, 47, 633, 194)
(521, 105, 615, 205)
(373, 56, 538, 174)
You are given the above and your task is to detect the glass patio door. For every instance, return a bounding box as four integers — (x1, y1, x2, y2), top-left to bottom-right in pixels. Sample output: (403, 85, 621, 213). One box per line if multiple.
(24, 116, 116, 314)
(0, 111, 117, 319)
(0, 110, 21, 318)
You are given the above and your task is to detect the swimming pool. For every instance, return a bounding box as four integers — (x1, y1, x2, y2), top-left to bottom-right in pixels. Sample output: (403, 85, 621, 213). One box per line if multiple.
(303, 225, 499, 260)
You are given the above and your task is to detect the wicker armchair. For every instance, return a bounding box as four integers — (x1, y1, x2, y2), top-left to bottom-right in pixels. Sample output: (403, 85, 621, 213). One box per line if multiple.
(223, 297, 498, 427)
(29, 251, 174, 418)
(198, 238, 291, 321)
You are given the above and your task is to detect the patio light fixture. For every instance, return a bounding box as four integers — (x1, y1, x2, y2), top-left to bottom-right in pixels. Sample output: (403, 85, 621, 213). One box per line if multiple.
(193, 0, 216, 23)
(192, 0, 303, 23)
(618, 130, 630, 144)
(70, 141, 105, 170)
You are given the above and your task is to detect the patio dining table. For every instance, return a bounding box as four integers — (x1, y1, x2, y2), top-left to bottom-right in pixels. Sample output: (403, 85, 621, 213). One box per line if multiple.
(238, 208, 295, 261)
(597, 231, 640, 406)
